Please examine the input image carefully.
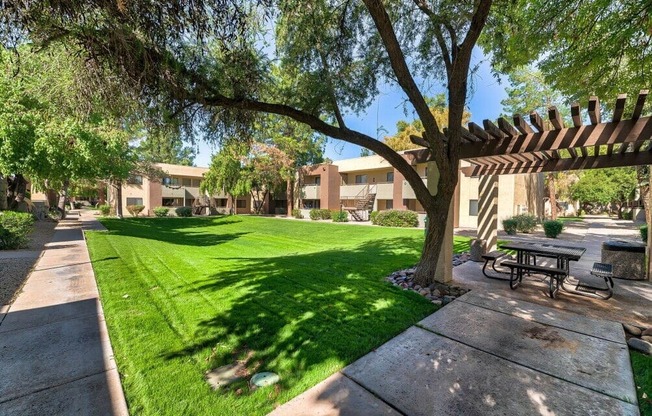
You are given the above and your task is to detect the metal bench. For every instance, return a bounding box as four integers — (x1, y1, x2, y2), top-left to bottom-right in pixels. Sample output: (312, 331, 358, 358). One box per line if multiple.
(481, 251, 511, 280)
(501, 260, 568, 298)
(567, 262, 614, 300)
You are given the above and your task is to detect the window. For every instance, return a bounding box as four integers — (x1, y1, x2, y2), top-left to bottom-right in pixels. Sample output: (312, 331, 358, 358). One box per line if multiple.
(386, 171, 394, 182)
(385, 200, 393, 209)
(192, 179, 201, 187)
(126, 197, 143, 206)
(469, 199, 479, 216)
(315, 176, 321, 185)
(182, 178, 192, 187)
(215, 199, 227, 207)
(355, 174, 367, 184)
(163, 177, 180, 186)
(340, 174, 348, 185)
(303, 200, 320, 209)
(162, 197, 183, 207)
(127, 175, 143, 185)
(236, 199, 246, 208)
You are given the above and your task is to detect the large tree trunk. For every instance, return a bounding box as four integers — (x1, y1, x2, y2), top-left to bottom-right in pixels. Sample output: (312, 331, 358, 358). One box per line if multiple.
(413, 164, 457, 287)
(0, 174, 7, 211)
(547, 173, 557, 220)
(57, 179, 70, 219)
(8, 174, 28, 211)
(286, 178, 293, 217)
(115, 179, 123, 218)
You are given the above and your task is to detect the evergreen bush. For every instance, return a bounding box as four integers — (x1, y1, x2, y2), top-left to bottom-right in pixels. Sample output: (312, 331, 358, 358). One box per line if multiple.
(513, 214, 537, 233)
(0, 211, 35, 250)
(641, 224, 648, 243)
(98, 204, 111, 216)
(502, 218, 518, 235)
(175, 206, 193, 217)
(370, 211, 379, 224)
(543, 220, 564, 238)
(153, 207, 169, 217)
(292, 209, 303, 219)
(331, 211, 349, 222)
(374, 210, 418, 227)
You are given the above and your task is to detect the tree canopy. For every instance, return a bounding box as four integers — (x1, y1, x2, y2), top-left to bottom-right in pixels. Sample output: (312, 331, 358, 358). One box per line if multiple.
(384, 94, 471, 151)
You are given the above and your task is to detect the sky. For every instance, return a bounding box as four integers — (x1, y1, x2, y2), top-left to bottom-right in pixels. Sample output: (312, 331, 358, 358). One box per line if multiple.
(192, 50, 510, 167)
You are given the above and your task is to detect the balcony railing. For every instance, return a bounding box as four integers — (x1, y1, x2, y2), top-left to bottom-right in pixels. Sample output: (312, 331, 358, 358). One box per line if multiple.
(301, 185, 320, 200)
(402, 177, 427, 199)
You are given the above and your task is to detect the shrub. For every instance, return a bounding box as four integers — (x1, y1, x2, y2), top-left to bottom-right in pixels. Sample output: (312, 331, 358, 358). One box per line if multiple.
(502, 218, 517, 235)
(126, 204, 146, 217)
(641, 224, 648, 243)
(0, 211, 35, 250)
(370, 211, 379, 224)
(175, 206, 193, 217)
(153, 207, 169, 218)
(543, 220, 564, 238)
(309, 209, 321, 220)
(331, 211, 349, 222)
(319, 209, 331, 220)
(98, 204, 111, 216)
(621, 210, 633, 220)
(374, 210, 418, 227)
(513, 214, 538, 233)
(292, 209, 303, 219)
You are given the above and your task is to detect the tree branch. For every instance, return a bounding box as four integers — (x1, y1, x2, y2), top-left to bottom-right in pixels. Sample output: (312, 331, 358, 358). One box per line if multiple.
(362, 0, 443, 150)
(201, 93, 435, 210)
(412, 0, 452, 77)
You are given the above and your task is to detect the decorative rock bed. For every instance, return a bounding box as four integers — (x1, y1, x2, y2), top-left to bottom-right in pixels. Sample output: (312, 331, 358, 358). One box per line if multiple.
(624, 323, 652, 355)
(386, 253, 471, 305)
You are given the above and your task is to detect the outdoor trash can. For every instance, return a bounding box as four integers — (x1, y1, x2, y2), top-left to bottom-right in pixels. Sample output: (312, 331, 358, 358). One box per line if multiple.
(601, 240, 646, 280)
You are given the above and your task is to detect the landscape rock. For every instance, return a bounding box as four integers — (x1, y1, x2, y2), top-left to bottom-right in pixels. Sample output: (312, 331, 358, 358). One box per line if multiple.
(642, 336, 652, 344)
(642, 327, 652, 337)
(623, 323, 642, 336)
(627, 338, 652, 355)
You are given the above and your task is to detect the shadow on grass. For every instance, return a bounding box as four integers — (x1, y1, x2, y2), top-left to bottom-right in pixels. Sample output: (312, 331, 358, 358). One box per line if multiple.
(100, 216, 248, 247)
(164, 237, 435, 396)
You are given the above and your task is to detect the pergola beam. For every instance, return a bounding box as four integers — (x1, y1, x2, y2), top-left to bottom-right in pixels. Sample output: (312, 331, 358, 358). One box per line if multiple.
(459, 116, 652, 159)
(632, 90, 649, 119)
(462, 150, 652, 176)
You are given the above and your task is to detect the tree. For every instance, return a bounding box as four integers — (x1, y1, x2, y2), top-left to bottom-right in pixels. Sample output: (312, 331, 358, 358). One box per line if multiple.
(201, 143, 250, 215)
(483, 0, 651, 106)
(136, 128, 196, 166)
(1, 1, 494, 285)
(570, 168, 637, 217)
(384, 94, 471, 151)
(498, 66, 571, 219)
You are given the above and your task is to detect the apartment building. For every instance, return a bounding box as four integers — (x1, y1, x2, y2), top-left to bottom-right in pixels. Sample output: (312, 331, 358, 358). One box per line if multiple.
(121, 163, 250, 216)
(298, 150, 543, 228)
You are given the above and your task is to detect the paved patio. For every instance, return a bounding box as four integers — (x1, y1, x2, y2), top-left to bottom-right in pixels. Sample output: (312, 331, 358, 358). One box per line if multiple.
(454, 216, 651, 327)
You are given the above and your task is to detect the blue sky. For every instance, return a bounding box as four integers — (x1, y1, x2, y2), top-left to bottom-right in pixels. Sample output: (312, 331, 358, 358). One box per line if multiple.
(193, 51, 509, 167)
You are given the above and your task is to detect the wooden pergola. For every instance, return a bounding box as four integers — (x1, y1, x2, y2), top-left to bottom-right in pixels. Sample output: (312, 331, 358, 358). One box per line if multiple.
(459, 90, 651, 177)
(453, 90, 651, 266)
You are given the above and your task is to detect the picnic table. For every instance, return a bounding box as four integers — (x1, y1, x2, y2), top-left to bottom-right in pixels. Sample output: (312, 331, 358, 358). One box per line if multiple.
(499, 242, 587, 298)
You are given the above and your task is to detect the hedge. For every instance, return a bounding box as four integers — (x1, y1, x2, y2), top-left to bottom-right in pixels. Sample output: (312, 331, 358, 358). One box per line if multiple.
(309, 209, 332, 220)
(175, 206, 193, 217)
(153, 207, 169, 217)
(502, 218, 517, 235)
(513, 214, 537, 233)
(373, 210, 418, 228)
(331, 211, 349, 222)
(0, 211, 35, 250)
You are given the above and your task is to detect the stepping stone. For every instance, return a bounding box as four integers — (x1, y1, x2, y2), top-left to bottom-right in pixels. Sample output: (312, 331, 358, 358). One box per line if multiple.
(205, 363, 247, 390)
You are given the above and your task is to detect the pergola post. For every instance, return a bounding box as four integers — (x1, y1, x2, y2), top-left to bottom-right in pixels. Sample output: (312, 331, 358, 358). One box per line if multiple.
(427, 161, 453, 283)
(478, 175, 499, 252)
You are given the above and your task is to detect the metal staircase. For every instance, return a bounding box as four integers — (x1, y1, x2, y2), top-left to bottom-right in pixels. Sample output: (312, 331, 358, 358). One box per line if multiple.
(342, 184, 376, 221)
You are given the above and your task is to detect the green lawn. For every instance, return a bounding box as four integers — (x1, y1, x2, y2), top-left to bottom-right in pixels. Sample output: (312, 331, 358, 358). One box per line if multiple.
(87, 216, 469, 415)
(632, 351, 652, 415)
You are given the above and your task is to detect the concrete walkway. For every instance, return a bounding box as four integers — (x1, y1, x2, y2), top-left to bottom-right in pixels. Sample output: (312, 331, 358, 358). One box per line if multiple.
(0, 212, 128, 415)
(271, 292, 639, 415)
